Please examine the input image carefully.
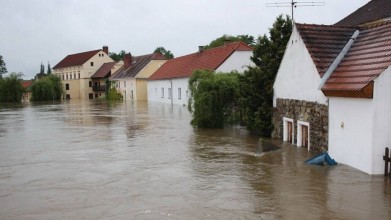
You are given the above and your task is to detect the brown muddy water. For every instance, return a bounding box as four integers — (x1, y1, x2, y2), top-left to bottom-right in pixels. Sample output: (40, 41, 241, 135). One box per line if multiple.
(0, 100, 390, 219)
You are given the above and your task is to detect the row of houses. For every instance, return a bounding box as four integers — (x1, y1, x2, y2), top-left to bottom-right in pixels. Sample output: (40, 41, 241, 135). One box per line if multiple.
(52, 42, 253, 104)
(51, 0, 390, 175)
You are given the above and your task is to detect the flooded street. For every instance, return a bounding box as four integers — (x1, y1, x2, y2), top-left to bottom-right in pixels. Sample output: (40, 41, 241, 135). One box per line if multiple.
(0, 100, 390, 219)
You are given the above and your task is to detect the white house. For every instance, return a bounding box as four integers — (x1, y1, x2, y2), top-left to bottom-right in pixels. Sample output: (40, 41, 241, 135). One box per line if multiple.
(147, 42, 253, 106)
(273, 0, 391, 174)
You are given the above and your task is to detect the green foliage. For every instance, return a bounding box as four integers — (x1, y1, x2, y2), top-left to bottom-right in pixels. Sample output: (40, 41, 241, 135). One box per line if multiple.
(204, 34, 255, 50)
(40, 62, 45, 75)
(30, 75, 63, 101)
(188, 70, 240, 128)
(47, 62, 52, 74)
(106, 87, 123, 101)
(109, 50, 127, 62)
(239, 15, 292, 137)
(154, 47, 174, 59)
(0, 72, 25, 103)
(0, 55, 7, 78)
(105, 79, 123, 101)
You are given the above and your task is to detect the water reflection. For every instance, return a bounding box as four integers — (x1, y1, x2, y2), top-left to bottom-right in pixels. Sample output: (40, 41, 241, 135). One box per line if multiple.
(0, 100, 390, 219)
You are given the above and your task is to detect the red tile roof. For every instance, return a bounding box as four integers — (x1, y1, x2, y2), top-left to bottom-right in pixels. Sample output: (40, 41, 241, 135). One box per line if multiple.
(335, 0, 391, 26)
(110, 53, 168, 80)
(322, 22, 391, 95)
(296, 24, 356, 77)
(148, 41, 252, 80)
(53, 49, 102, 69)
(21, 80, 32, 89)
(91, 62, 116, 79)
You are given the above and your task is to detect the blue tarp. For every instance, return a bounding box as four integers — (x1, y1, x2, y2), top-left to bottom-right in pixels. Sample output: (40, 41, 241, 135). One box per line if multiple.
(305, 152, 337, 166)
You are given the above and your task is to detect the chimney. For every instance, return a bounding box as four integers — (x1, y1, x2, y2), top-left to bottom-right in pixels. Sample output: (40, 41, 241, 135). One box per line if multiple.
(123, 53, 132, 70)
(198, 46, 204, 53)
(102, 46, 109, 54)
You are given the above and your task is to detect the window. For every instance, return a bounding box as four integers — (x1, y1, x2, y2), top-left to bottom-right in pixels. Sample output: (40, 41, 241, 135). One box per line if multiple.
(161, 88, 164, 98)
(178, 88, 181, 100)
(70, 74, 72, 80)
(168, 88, 172, 99)
(90, 62, 94, 66)
(78, 73, 80, 79)
(124, 81, 126, 88)
(89, 81, 92, 87)
(65, 84, 69, 90)
(62, 75, 64, 80)
(131, 90, 134, 99)
(66, 74, 68, 80)
(74, 73, 76, 79)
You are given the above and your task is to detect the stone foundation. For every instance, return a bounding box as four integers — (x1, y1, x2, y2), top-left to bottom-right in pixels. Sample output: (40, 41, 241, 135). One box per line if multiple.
(272, 98, 328, 152)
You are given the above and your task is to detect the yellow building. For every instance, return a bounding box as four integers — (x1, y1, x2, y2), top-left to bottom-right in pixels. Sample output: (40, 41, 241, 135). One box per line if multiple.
(53, 46, 116, 99)
(110, 53, 168, 101)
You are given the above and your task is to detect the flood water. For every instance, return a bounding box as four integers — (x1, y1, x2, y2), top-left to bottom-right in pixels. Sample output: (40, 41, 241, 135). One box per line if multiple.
(0, 100, 390, 219)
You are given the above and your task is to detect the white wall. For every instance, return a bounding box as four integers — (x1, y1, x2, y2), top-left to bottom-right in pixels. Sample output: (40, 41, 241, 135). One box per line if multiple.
(273, 26, 328, 107)
(328, 97, 373, 174)
(147, 78, 189, 106)
(216, 51, 253, 73)
(372, 66, 391, 174)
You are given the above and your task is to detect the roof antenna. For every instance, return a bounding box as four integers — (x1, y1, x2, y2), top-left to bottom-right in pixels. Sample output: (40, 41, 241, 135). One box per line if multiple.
(266, 1, 325, 22)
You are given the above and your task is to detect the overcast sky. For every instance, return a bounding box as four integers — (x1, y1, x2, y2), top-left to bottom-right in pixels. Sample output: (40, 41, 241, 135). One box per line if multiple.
(0, 0, 369, 79)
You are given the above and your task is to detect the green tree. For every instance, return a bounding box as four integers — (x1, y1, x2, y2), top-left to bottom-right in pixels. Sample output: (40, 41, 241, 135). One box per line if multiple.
(0, 55, 7, 79)
(204, 34, 255, 50)
(105, 79, 123, 101)
(239, 15, 292, 136)
(0, 72, 25, 103)
(47, 62, 52, 74)
(109, 50, 127, 62)
(154, 47, 174, 59)
(40, 62, 45, 75)
(30, 75, 63, 101)
(188, 69, 240, 128)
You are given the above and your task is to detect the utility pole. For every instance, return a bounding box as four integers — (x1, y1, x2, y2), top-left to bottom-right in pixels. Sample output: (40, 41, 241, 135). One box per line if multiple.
(266, 0, 325, 22)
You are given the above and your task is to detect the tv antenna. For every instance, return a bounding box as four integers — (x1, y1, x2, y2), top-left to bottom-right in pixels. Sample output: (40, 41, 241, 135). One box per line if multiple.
(266, 1, 325, 21)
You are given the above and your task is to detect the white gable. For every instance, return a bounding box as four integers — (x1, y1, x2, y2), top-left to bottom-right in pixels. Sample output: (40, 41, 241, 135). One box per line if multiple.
(216, 51, 253, 73)
(273, 25, 327, 107)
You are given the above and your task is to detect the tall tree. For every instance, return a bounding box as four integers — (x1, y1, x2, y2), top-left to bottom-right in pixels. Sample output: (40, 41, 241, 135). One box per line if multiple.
(0, 72, 25, 103)
(204, 34, 255, 50)
(40, 62, 45, 75)
(239, 15, 292, 136)
(47, 62, 52, 74)
(0, 55, 7, 79)
(109, 50, 127, 62)
(154, 47, 174, 59)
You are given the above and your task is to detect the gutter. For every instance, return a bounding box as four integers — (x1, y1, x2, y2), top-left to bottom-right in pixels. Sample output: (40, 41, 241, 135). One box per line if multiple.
(318, 29, 360, 90)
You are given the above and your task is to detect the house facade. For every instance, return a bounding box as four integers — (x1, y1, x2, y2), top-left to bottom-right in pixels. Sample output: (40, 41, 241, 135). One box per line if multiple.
(273, 0, 391, 174)
(91, 61, 123, 99)
(53, 46, 115, 99)
(110, 53, 168, 101)
(147, 42, 253, 105)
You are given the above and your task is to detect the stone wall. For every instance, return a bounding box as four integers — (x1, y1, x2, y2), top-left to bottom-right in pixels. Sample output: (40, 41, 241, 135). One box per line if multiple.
(272, 98, 328, 152)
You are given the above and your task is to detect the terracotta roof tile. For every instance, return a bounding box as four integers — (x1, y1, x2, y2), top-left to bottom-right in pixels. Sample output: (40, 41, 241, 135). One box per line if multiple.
(322, 22, 391, 93)
(296, 24, 356, 76)
(111, 53, 168, 80)
(53, 49, 102, 69)
(21, 81, 32, 89)
(91, 62, 116, 79)
(335, 0, 391, 26)
(148, 41, 252, 80)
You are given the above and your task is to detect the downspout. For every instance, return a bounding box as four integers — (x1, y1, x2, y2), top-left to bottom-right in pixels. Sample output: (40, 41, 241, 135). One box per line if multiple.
(318, 30, 360, 90)
(170, 79, 173, 107)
